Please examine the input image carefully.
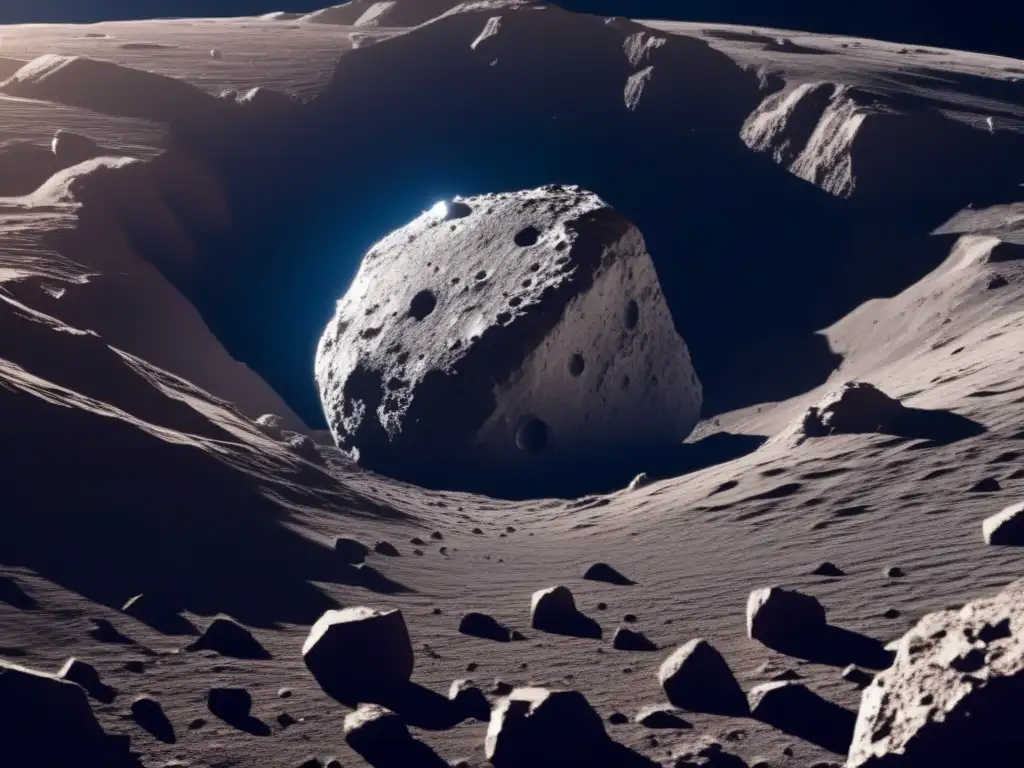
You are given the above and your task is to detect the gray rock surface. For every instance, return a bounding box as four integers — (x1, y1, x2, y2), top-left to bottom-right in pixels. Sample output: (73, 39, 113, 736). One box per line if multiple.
(315, 186, 701, 494)
(848, 577, 1024, 767)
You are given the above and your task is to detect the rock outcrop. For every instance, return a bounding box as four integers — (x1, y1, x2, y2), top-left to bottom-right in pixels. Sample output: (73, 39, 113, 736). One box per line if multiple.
(485, 686, 608, 765)
(302, 607, 414, 692)
(849, 577, 1024, 767)
(315, 186, 702, 496)
(799, 381, 903, 438)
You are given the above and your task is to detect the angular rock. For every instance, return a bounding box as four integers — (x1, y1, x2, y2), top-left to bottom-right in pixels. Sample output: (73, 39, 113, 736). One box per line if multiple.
(459, 612, 519, 642)
(657, 639, 746, 715)
(530, 585, 577, 631)
(0, 660, 130, 765)
(746, 586, 827, 648)
(582, 562, 635, 585)
(185, 616, 270, 659)
(448, 679, 490, 721)
(841, 664, 874, 688)
(131, 695, 175, 743)
(799, 381, 902, 438)
(302, 607, 414, 692)
(57, 658, 116, 703)
(983, 502, 1024, 545)
(849, 577, 1024, 767)
(669, 737, 750, 767)
(374, 540, 400, 556)
(208, 687, 253, 721)
(344, 703, 409, 757)
(315, 187, 702, 495)
(811, 562, 845, 577)
(612, 626, 658, 651)
(334, 536, 370, 563)
(485, 687, 608, 766)
(634, 704, 690, 729)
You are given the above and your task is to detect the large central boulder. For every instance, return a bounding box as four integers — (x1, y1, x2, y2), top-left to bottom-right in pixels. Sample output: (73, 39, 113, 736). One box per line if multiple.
(315, 185, 702, 496)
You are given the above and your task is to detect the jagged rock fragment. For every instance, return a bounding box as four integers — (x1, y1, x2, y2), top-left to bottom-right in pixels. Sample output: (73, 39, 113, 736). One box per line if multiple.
(848, 577, 1024, 767)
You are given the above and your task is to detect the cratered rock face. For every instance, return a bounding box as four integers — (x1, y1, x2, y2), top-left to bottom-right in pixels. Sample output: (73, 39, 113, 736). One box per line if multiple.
(315, 185, 702, 495)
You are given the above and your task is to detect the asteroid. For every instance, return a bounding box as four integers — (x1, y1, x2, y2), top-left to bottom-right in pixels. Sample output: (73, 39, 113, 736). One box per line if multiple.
(315, 186, 702, 496)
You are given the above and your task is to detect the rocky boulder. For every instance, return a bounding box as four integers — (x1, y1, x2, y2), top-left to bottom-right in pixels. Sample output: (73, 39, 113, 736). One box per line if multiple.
(982, 502, 1024, 545)
(657, 638, 746, 714)
(485, 686, 608, 765)
(746, 586, 827, 649)
(302, 607, 414, 693)
(849, 577, 1024, 767)
(315, 186, 702, 496)
(186, 616, 270, 659)
(799, 381, 902, 438)
(0, 660, 129, 765)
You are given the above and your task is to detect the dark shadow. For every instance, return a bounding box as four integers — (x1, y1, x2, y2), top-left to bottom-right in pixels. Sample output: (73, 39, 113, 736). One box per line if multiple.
(886, 406, 987, 445)
(760, 624, 895, 671)
(320, 681, 464, 731)
(534, 610, 603, 640)
(89, 619, 137, 646)
(209, 704, 271, 737)
(605, 741, 662, 767)
(459, 612, 523, 642)
(322, 562, 412, 596)
(122, 594, 200, 637)
(0, 576, 38, 610)
(131, 699, 176, 744)
(347, 734, 449, 768)
(750, 684, 856, 755)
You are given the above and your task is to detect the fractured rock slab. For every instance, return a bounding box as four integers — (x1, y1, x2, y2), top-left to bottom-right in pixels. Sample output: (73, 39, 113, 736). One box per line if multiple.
(849, 577, 1024, 767)
(315, 186, 702, 495)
